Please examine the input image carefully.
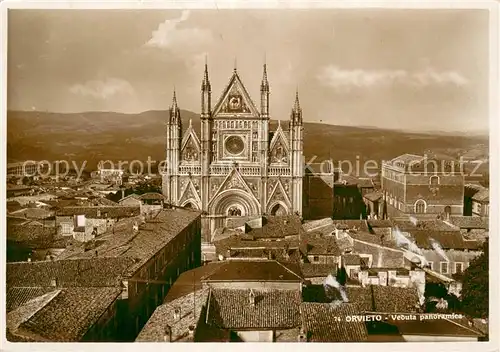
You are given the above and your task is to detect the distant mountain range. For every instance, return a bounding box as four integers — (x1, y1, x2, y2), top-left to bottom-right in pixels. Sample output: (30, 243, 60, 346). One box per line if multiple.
(7, 110, 489, 177)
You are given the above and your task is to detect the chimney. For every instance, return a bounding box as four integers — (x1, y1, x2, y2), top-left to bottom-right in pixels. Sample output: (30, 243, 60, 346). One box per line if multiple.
(163, 325, 172, 342)
(188, 325, 195, 338)
(249, 289, 256, 308)
(174, 307, 181, 321)
(298, 326, 307, 342)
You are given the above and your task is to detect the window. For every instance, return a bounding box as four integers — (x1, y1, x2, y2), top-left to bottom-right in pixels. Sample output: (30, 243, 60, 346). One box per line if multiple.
(61, 223, 72, 235)
(313, 256, 320, 263)
(455, 262, 464, 274)
(415, 200, 426, 214)
(440, 262, 449, 274)
(430, 176, 440, 186)
(428, 261, 434, 270)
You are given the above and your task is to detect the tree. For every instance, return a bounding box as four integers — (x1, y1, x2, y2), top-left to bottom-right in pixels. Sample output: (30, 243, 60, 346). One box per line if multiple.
(460, 239, 489, 318)
(336, 266, 347, 286)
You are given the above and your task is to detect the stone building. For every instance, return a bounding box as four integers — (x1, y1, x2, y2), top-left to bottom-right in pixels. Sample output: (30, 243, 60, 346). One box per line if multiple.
(162, 64, 305, 243)
(55, 205, 140, 242)
(6, 208, 202, 342)
(381, 154, 464, 219)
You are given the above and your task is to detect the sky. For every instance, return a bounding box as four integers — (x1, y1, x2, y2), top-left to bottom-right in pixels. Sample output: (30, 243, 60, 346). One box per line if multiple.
(7, 8, 490, 133)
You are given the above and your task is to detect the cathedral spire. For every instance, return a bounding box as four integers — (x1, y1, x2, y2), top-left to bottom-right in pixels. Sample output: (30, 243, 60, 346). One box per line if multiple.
(170, 89, 181, 126)
(172, 88, 178, 110)
(293, 88, 301, 112)
(290, 88, 302, 125)
(261, 62, 269, 91)
(202, 57, 211, 91)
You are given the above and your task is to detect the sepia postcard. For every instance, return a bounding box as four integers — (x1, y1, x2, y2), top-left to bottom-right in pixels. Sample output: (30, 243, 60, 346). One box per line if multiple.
(1, 1, 499, 351)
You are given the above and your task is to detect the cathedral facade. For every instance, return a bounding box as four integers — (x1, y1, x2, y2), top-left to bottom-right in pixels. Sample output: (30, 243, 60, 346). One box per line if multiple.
(162, 64, 304, 242)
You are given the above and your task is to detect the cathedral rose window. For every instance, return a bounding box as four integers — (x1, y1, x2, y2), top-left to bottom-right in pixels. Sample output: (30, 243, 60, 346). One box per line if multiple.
(225, 135, 245, 155)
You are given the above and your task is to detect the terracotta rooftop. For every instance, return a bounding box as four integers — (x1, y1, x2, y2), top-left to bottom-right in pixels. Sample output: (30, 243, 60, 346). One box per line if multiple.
(7, 257, 134, 288)
(138, 192, 166, 201)
(56, 205, 140, 218)
(300, 264, 337, 278)
(407, 230, 482, 250)
(206, 288, 302, 329)
(301, 303, 368, 342)
(61, 208, 201, 276)
(472, 188, 489, 202)
(247, 215, 304, 239)
(202, 260, 303, 283)
(6, 287, 57, 313)
(8, 287, 121, 341)
(448, 216, 489, 230)
(347, 285, 420, 313)
(136, 288, 210, 342)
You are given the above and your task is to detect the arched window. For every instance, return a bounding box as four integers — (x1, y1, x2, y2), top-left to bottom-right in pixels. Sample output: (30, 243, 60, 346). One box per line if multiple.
(430, 175, 440, 186)
(415, 200, 426, 214)
(444, 206, 451, 214)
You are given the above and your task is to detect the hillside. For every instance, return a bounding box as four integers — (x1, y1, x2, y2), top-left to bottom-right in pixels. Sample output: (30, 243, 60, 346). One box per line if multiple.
(7, 110, 489, 177)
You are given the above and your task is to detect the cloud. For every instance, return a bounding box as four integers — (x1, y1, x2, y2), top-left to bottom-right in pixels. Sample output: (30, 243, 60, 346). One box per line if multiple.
(145, 10, 213, 53)
(69, 78, 134, 99)
(318, 65, 468, 91)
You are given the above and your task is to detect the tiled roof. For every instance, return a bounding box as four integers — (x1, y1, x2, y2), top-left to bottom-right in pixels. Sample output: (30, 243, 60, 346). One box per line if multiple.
(16, 287, 121, 341)
(347, 286, 420, 313)
(7, 201, 23, 213)
(62, 209, 201, 276)
(56, 205, 140, 218)
(203, 260, 303, 282)
(389, 154, 424, 165)
(7, 257, 134, 288)
(6, 287, 57, 313)
(349, 231, 383, 245)
(7, 290, 61, 342)
(363, 191, 383, 202)
(139, 192, 166, 201)
(302, 218, 333, 232)
(300, 303, 368, 342)
(367, 219, 393, 228)
(408, 230, 481, 250)
(164, 263, 226, 303)
(472, 188, 489, 202)
(331, 220, 370, 232)
(448, 216, 489, 230)
(342, 254, 363, 266)
(301, 264, 337, 278)
(206, 288, 302, 329)
(7, 224, 59, 248)
(117, 193, 140, 203)
(136, 288, 210, 342)
(303, 234, 342, 256)
(9, 208, 54, 219)
(247, 215, 303, 238)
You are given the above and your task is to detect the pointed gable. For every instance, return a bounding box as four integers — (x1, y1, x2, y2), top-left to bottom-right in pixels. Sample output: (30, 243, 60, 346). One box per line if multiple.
(179, 179, 201, 206)
(212, 71, 260, 117)
(267, 178, 292, 208)
(208, 167, 259, 205)
(181, 120, 201, 163)
(269, 121, 290, 164)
